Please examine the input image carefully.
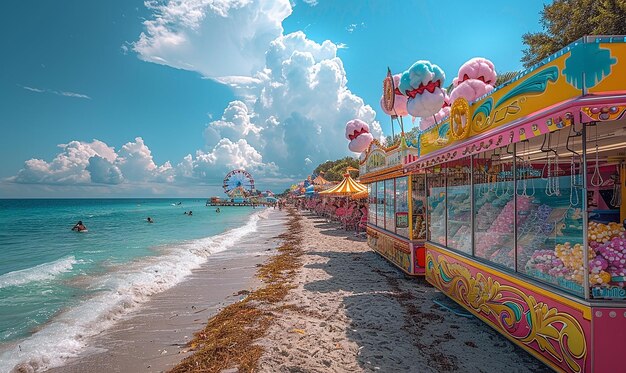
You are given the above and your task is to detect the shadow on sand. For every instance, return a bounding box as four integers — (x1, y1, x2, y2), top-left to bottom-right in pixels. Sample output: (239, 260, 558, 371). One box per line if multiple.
(300, 220, 552, 373)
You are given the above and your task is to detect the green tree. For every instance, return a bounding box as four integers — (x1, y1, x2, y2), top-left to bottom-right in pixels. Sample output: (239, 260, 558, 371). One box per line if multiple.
(313, 156, 360, 181)
(521, 0, 626, 67)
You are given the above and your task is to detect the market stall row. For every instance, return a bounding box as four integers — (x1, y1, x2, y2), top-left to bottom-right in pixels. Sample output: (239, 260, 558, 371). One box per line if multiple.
(352, 36, 626, 372)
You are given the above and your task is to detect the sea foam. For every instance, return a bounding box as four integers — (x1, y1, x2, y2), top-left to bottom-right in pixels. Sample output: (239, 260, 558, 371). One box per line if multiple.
(0, 210, 265, 373)
(0, 256, 78, 289)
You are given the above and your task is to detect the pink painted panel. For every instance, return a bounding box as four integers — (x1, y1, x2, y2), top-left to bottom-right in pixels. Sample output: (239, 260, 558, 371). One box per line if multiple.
(591, 307, 626, 372)
(426, 249, 591, 372)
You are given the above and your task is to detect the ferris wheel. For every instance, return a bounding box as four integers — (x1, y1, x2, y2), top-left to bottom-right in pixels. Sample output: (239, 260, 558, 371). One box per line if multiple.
(223, 169, 255, 195)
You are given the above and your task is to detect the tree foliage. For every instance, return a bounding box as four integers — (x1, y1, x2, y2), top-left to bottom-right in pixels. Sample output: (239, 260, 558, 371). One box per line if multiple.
(522, 0, 626, 67)
(313, 156, 360, 181)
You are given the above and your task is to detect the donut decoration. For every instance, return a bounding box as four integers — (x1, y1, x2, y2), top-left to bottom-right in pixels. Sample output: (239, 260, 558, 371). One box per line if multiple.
(449, 97, 471, 140)
(382, 68, 395, 114)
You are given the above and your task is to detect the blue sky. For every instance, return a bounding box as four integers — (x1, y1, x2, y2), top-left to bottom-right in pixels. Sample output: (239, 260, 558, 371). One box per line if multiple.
(0, 0, 549, 197)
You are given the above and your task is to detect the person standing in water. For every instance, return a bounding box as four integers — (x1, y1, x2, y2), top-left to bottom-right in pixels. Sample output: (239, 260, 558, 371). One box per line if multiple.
(216, 208, 221, 213)
(71, 221, 87, 232)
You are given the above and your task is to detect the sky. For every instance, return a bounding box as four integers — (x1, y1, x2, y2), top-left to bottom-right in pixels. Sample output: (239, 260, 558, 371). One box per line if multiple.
(0, 0, 550, 198)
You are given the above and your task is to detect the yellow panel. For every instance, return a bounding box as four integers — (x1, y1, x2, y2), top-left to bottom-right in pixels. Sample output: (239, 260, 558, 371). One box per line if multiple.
(418, 41, 626, 158)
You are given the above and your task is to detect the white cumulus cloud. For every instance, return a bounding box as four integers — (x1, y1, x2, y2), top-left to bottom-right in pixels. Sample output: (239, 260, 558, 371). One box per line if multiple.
(11, 138, 174, 185)
(134, 0, 382, 182)
(134, 0, 292, 78)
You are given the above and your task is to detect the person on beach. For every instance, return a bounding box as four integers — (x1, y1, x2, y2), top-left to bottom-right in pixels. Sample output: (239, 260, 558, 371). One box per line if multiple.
(147, 217, 154, 223)
(71, 221, 87, 232)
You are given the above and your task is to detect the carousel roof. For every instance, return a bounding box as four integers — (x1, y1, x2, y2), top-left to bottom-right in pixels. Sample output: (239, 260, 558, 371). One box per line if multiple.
(319, 172, 366, 197)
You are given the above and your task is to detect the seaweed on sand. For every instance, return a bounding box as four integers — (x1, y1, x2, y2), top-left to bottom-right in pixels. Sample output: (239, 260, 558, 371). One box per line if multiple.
(170, 208, 303, 373)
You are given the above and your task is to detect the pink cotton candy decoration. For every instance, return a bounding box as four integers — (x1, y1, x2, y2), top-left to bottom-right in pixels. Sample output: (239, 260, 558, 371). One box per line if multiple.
(345, 119, 374, 153)
(450, 79, 494, 103)
(406, 88, 445, 118)
(453, 57, 497, 87)
(419, 106, 451, 130)
(379, 74, 409, 117)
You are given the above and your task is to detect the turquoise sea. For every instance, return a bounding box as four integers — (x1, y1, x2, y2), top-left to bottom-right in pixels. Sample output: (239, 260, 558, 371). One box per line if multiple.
(0, 199, 262, 371)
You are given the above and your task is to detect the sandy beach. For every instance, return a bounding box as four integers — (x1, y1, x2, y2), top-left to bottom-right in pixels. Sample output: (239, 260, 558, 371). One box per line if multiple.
(43, 209, 288, 373)
(40, 208, 551, 373)
(256, 211, 550, 373)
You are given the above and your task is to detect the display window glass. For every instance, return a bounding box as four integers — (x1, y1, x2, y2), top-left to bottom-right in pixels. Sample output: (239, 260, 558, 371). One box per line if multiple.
(385, 179, 396, 232)
(585, 119, 626, 300)
(473, 146, 515, 269)
(412, 174, 427, 240)
(395, 177, 409, 237)
(517, 129, 585, 296)
(368, 183, 376, 226)
(446, 157, 472, 254)
(427, 166, 446, 245)
(377, 181, 385, 229)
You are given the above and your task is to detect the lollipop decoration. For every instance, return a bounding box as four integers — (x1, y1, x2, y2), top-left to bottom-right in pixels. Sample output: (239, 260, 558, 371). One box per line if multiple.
(380, 72, 409, 118)
(449, 97, 471, 140)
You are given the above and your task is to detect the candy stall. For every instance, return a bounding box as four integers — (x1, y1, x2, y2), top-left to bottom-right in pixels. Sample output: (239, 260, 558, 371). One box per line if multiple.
(358, 138, 427, 275)
(354, 36, 626, 372)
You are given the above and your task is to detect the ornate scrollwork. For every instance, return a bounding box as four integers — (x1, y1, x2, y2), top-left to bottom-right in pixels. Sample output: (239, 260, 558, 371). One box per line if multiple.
(450, 98, 471, 140)
(426, 252, 587, 372)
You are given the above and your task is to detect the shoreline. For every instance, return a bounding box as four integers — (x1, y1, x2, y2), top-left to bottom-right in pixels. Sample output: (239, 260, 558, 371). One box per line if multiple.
(31, 208, 553, 372)
(38, 208, 288, 373)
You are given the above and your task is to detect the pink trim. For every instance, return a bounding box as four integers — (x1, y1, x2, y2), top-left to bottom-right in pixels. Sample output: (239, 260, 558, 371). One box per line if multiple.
(406, 95, 626, 170)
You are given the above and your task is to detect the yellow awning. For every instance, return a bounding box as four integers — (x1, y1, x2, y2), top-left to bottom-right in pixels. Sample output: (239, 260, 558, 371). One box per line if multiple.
(351, 190, 368, 200)
(312, 174, 331, 185)
(319, 173, 367, 197)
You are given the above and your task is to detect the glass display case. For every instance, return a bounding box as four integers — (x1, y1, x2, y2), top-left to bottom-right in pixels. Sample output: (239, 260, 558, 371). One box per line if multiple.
(385, 179, 396, 233)
(395, 176, 409, 238)
(376, 182, 385, 229)
(446, 157, 472, 254)
(473, 147, 515, 269)
(517, 130, 585, 296)
(412, 174, 426, 240)
(427, 165, 446, 245)
(584, 120, 626, 300)
(368, 182, 376, 225)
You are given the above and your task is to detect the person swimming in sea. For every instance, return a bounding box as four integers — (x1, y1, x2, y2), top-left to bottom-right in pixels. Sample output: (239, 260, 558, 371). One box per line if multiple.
(71, 221, 87, 232)
(147, 217, 154, 223)
(188, 210, 193, 216)
(216, 208, 220, 213)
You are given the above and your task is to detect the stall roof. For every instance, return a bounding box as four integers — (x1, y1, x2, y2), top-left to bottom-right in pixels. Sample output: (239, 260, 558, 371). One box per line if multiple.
(351, 190, 368, 200)
(319, 172, 367, 196)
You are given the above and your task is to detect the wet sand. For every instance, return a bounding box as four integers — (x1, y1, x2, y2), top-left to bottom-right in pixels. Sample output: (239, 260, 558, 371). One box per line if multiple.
(47, 209, 287, 373)
(257, 211, 550, 373)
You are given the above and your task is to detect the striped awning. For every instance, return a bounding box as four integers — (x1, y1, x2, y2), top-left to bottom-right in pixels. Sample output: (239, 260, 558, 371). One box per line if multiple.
(319, 173, 367, 197)
(351, 190, 368, 200)
(312, 174, 331, 185)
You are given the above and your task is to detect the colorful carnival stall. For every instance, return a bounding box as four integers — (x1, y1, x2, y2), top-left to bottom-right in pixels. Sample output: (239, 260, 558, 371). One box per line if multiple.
(357, 36, 626, 372)
(358, 138, 426, 275)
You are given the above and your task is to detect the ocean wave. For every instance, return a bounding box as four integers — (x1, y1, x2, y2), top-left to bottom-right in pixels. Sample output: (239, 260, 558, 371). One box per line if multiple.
(0, 256, 78, 289)
(0, 210, 266, 373)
